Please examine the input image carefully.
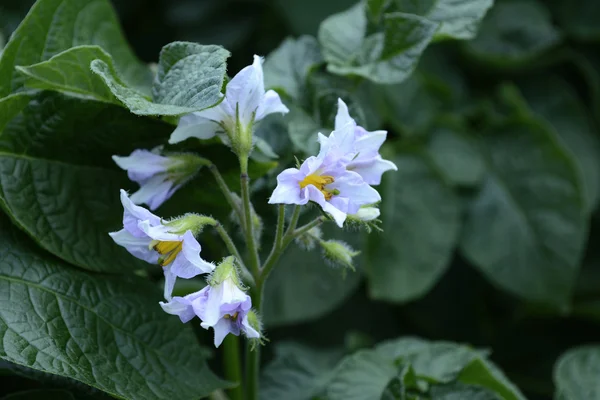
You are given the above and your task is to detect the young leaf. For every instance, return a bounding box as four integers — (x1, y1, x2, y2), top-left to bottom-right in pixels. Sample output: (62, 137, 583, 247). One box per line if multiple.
(0, 213, 229, 400)
(464, 0, 561, 66)
(263, 36, 323, 100)
(460, 115, 586, 308)
(91, 42, 230, 116)
(367, 150, 460, 303)
(319, 4, 439, 84)
(393, 0, 494, 40)
(0, 0, 151, 97)
(429, 383, 501, 400)
(0, 92, 171, 273)
(554, 345, 600, 400)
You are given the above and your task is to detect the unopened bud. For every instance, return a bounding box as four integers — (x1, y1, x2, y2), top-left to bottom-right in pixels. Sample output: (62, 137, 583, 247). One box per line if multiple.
(320, 240, 360, 271)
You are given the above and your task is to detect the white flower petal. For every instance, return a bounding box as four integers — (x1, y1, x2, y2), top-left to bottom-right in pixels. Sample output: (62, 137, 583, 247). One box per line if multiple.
(212, 318, 232, 348)
(170, 231, 214, 278)
(255, 89, 289, 121)
(225, 55, 265, 126)
(163, 267, 177, 301)
(350, 157, 398, 185)
(334, 98, 354, 130)
(120, 190, 162, 236)
(129, 175, 176, 210)
(108, 229, 157, 263)
(242, 315, 260, 339)
(169, 112, 220, 144)
(113, 150, 169, 183)
(268, 168, 308, 205)
(306, 185, 347, 227)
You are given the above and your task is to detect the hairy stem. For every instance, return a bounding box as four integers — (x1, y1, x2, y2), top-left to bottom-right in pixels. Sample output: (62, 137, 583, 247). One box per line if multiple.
(214, 222, 254, 286)
(239, 157, 261, 278)
(223, 335, 243, 400)
(245, 284, 262, 400)
(209, 163, 244, 227)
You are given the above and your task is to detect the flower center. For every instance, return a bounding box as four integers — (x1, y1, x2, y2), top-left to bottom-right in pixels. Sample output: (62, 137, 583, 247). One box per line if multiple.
(299, 174, 335, 200)
(153, 240, 183, 267)
(224, 312, 239, 321)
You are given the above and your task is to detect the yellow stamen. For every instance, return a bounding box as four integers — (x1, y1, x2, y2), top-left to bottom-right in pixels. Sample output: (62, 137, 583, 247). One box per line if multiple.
(157, 241, 183, 266)
(224, 312, 239, 321)
(299, 174, 335, 200)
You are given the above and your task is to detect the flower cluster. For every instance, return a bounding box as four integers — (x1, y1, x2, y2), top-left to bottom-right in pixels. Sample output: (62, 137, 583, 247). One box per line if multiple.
(269, 99, 396, 227)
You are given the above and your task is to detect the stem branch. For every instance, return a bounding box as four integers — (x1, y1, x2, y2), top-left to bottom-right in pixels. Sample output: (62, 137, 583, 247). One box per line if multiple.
(223, 335, 242, 400)
(239, 157, 261, 278)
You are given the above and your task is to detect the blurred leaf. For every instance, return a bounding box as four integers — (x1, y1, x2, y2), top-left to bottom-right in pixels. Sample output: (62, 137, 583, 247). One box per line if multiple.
(319, 4, 439, 84)
(274, 0, 356, 36)
(92, 42, 230, 116)
(430, 383, 501, 400)
(0, 92, 170, 273)
(464, 0, 561, 67)
(367, 0, 391, 22)
(327, 350, 398, 400)
(262, 226, 362, 327)
(287, 105, 323, 155)
(0, 213, 229, 400)
(1, 389, 76, 400)
(264, 36, 323, 100)
(260, 342, 343, 400)
(554, 345, 600, 400)
(458, 358, 526, 400)
(518, 76, 600, 214)
(16, 46, 118, 102)
(427, 123, 485, 186)
(367, 150, 460, 303)
(393, 0, 494, 40)
(549, 0, 600, 42)
(0, 0, 151, 97)
(460, 114, 586, 308)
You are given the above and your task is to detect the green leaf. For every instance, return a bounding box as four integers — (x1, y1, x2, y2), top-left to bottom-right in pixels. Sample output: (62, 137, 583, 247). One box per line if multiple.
(260, 342, 343, 400)
(458, 358, 526, 400)
(91, 42, 230, 116)
(427, 123, 485, 187)
(0, 214, 229, 400)
(518, 75, 600, 213)
(367, 150, 460, 303)
(263, 36, 323, 100)
(262, 227, 362, 327)
(319, 4, 439, 84)
(0, 92, 171, 273)
(0, 93, 31, 133)
(549, 0, 600, 42)
(393, 0, 494, 40)
(287, 105, 323, 155)
(327, 350, 398, 400)
(430, 383, 501, 400)
(464, 0, 561, 66)
(554, 345, 600, 400)
(0, 0, 151, 97)
(1, 389, 77, 400)
(460, 114, 586, 307)
(367, 0, 391, 22)
(16, 46, 116, 103)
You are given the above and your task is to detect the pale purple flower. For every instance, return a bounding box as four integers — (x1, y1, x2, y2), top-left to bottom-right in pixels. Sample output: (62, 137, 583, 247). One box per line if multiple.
(320, 99, 397, 185)
(109, 190, 214, 300)
(169, 55, 289, 145)
(268, 123, 381, 227)
(113, 149, 202, 210)
(159, 258, 260, 348)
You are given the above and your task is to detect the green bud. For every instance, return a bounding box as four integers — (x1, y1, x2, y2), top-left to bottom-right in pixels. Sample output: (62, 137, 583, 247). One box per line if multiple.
(165, 213, 216, 235)
(166, 153, 210, 185)
(319, 240, 360, 271)
(246, 310, 267, 351)
(295, 226, 322, 251)
(345, 207, 382, 233)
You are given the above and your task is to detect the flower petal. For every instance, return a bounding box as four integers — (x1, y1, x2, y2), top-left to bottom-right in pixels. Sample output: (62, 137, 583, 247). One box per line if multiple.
(159, 290, 205, 323)
(130, 175, 178, 210)
(334, 98, 354, 130)
(113, 150, 170, 183)
(108, 229, 157, 264)
(353, 131, 387, 156)
(268, 168, 308, 205)
(225, 55, 265, 126)
(350, 156, 398, 185)
(242, 315, 260, 339)
(163, 267, 177, 301)
(212, 318, 233, 348)
(169, 112, 221, 144)
(331, 171, 381, 214)
(255, 89, 289, 121)
(120, 189, 162, 236)
(306, 185, 347, 227)
(170, 231, 214, 278)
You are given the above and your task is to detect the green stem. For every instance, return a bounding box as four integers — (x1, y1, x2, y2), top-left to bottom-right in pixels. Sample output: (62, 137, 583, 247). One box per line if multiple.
(239, 157, 261, 278)
(245, 287, 262, 400)
(223, 335, 243, 400)
(284, 205, 301, 237)
(285, 217, 325, 246)
(209, 163, 244, 227)
(214, 222, 255, 287)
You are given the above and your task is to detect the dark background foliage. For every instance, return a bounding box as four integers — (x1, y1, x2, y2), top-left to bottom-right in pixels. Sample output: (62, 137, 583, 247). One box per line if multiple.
(1, 0, 599, 399)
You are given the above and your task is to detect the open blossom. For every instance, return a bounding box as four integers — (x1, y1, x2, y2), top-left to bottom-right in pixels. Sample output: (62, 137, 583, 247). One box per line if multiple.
(113, 149, 206, 210)
(320, 99, 397, 185)
(268, 123, 381, 227)
(109, 190, 214, 300)
(169, 55, 289, 148)
(160, 257, 260, 347)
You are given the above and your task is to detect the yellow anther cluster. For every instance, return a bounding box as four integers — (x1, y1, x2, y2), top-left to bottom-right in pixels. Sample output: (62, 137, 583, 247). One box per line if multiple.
(299, 174, 335, 200)
(154, 240, 183, 266)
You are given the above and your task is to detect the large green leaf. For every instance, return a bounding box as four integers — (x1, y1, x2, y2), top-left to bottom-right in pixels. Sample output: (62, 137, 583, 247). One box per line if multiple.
(0, 0, 151, 97)
(464, 0, 561, 66)
(430, 384, 501, 400)
(367, 150, 460, 303)
(263, 36, 323, 100)
(319, 3, 439, 84)
(554, 345, 600, 400)
(393, 0, 494, 40)
(260, 342, 342, 400)
(0, 92, 171, 273)
(327, 350, 398, 400)
(460, 115, 586, 307)
(0, 213, 229, 400)
(518, 76, 600, 213)
(1, 389, 77, 400)
(262, 225, 362, 327)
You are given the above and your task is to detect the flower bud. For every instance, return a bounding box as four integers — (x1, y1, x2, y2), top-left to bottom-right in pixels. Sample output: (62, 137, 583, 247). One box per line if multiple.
(319, 240, 360, 271)
(295, 226, 322, 251)
(164, 214, 216, 236)
(246, 310, 267, 350)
